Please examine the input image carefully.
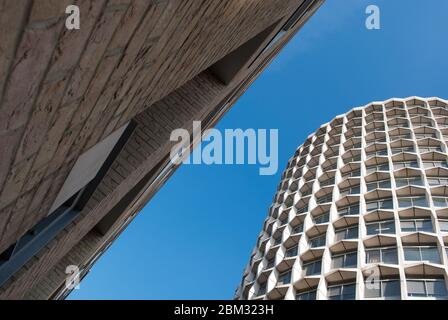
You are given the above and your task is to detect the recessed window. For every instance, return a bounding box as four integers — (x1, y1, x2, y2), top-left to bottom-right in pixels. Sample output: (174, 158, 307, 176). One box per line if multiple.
(320, 177, 336, 187)
(423, 161, 448, 169)
(366, 198, 394, 211)
(313, 211, 330, 224)
(407, 279, 447, 298)
(366, 220, 395, 235)
(293, 223, 304, 234)
(400, 219, 433, 233)
(433, 196, 448, 208)
(419, 146, 442, 153)
(278, 270, 292, 285)
(296, 289, 317, 300)
(393, 160, 419, 170)
(365, 279, 401, 299)
(285, 245, 298, 258)
(309, 233, 326, 248)
(391, 146, 415, 154)
(395, 177, 423, 187)
(316, 194, 332, 204)
(340, 185, 360, 196)
(366, 149, 388, 157)
(332, 251, 357, 269)
(415, 133, 436, 139)
(328, 283, 356, 300)
(338, 204, 360, 216)
(257, 282, 267, 296)
(302, 259, 322, 276)
(366, 247, 398, 264)
(266, 258, 275, 269)
(366, 163, 389, 174)
(296, 204, 309, 214)
(366, 179, 391, 191)
(391, 133, 411, 141)
(427, 177, 448, 186)
(438, 220, 448, 232)
(397, 196, 428, 208)
(403, 246, 440, 264)
(334, 225, 358, 241)
(341, 169, 361, 178)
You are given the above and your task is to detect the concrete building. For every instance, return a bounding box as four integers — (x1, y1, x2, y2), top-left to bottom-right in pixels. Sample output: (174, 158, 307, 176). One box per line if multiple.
(0, 0, 324, 299)
(236, 97, 448, 300)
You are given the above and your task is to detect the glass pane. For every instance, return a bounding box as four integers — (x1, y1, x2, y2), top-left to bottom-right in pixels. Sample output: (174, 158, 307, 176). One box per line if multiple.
(407, 280, 426, 297)
(335, 230, 345, 241)
(297, 290, 316, 300)
(367, 223, 379, 235)
(421, 247, 440, 264)
(345, 252, 357, 267)
(420, 220, 433, 232)
(380, 199, 393, 209)
(349, 205, 359, 215)
(366, 202, 378, 211)
(404, 248, 421, 261)
(383, 280, 401, 298)
(433, 197, 448, 207)
(346, 227, 358, 238)
(379, 180, 391, 189)
(366, 250, 380, 263)
(328, 286, 341, 298)
(294, 224, 303, 234)
(428, 280, 447, 297)
(332, 256, 344, 269)
(401, 221, 415, 232)
(439, 221, 448, 232)
(414, 197, 428, 207)
(396, 179, 407, 187)
(382, 248, 398, 264)
(342, 284, 356, 300)
(314, 261, 322, 274)
(399, 198, 412, 208)
(382, 221, 395, 234)
(423, 162, 433, 168)
(286, 246, 298, 257)
(279, 271, 291, 285)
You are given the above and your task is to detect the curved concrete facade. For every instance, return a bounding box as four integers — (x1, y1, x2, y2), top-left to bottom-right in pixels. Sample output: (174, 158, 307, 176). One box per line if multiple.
(236, 97, 448, 300)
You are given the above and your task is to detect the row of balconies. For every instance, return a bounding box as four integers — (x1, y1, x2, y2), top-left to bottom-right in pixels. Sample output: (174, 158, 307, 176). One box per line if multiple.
(249, 275, 448, 300)
(242, 241, 448, 300)
(294, 117, 448, 158)
(292, 99, 448, 157)
(293, 132, 448, 169)
(285, 140, 448, 184)
(279, 159, 448, 199)
(242, 232, 448, 298)
(254, 209, 448, 268)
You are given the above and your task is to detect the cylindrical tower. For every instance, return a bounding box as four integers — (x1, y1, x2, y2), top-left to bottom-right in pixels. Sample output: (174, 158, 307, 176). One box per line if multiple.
(236, 97, 448, 300)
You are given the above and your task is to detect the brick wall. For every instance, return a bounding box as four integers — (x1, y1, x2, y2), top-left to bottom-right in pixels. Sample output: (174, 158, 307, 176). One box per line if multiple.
(0, 70, 228, 298)
(0, 0, 298, 255)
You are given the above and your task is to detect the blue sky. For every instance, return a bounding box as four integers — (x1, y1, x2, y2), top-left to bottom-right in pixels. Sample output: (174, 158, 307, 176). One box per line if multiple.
(69, 0, 448, 299)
